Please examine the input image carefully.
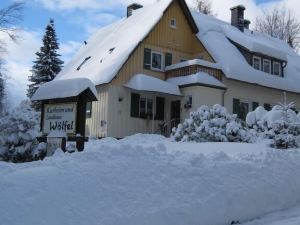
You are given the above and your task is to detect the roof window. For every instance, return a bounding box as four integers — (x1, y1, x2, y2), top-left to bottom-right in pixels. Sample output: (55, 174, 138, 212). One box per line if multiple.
(77, 56, 91, 71)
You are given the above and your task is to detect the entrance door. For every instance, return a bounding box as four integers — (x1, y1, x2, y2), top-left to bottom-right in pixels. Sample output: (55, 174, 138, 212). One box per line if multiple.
(170, 100, 181, 130)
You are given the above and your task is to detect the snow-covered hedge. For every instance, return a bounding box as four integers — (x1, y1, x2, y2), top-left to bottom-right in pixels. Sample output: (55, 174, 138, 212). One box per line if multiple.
(246, 103, 300, 149)
(172, 104, 255, 143)
(0, 100, 46, 162)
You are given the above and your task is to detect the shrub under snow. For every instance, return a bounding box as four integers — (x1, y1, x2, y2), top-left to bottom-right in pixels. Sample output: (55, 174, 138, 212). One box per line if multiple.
(172, 104, 254, 143)
(0, 100, 45, 162)
(246, 103, 300, 149)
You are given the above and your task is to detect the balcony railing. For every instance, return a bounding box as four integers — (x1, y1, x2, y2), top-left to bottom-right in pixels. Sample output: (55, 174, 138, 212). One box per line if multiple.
(165, 63, 223, 81)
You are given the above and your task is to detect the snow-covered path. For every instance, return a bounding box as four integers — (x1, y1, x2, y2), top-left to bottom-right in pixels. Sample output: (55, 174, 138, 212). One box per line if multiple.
(1, 134, 300, 225)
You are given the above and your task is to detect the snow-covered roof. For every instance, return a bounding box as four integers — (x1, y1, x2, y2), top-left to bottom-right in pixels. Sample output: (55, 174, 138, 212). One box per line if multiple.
(165, 59, 221, 71)
(55, 0, 173, 85)
(124, 74, 181, 96)
(31, 78, 98, 101)
(167, 72, 226, 89)
(54, 0, 300, 94)
(192, 12, 300, 93)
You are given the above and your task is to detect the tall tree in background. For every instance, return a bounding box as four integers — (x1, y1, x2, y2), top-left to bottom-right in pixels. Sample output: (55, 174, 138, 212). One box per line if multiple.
(255, 7, 300, 51)
(0, 2, 24, 115)
(27, 19, 64, 110)
(194, 0, 214, 15)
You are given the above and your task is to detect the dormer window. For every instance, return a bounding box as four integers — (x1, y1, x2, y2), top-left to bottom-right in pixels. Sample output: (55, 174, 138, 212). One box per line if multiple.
(170, 18, 177, 28)
(273, 61, 281, 76)
(263, 59, 271, 74)
(252, 56, 261, 70)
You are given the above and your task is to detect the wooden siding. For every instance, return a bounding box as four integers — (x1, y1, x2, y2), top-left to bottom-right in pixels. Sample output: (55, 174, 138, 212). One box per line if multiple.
(166, 65, 223, 81)
(85, 85, 108, 137)
(111, 0, 213, 86)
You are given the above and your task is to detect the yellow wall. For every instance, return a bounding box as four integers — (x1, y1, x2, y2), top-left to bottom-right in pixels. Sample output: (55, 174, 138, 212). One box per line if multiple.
(112, 0, 213, 86)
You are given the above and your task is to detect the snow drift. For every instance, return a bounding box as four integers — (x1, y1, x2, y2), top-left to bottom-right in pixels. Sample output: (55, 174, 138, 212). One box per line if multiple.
(1, 135, 300, 225)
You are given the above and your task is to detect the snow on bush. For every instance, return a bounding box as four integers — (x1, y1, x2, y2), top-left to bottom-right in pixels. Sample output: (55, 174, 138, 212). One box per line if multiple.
(172, 104, 255, 143)
(246, 103, 300, 149)
(0, 100, 45, 162)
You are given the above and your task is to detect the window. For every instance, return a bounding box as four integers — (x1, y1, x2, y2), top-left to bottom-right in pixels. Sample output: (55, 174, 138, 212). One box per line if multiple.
(180, 58, 188, 62)
(233, 98, 256, 120)
(77, 56, 91, 71)
(273, 61, 281, 76)
(151, 51, 164, 71)
(170, 18, 177, 28)
(263, 59, 271, 74)
(86, 102, 92, 118)
(264, 103, 271, 111)
(140, 98, 153, 118)
(252, 56, 261, 70)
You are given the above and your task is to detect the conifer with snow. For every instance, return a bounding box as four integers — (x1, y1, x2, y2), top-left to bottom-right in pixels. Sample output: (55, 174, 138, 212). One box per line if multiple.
(0, 61, 5, 116)
(172, 104, 254, 143)
(27, 19, 63, 110)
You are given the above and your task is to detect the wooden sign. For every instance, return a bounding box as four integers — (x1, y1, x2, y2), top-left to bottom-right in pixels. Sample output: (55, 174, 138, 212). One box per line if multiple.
(43, 103, 77, 134)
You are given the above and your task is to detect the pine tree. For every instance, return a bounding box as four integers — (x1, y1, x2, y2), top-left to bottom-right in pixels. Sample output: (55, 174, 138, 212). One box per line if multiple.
(27, 19, 64, 109)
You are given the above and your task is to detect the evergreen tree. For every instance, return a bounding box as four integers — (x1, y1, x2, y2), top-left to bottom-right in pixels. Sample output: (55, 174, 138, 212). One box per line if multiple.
(27, 19, 63, 109)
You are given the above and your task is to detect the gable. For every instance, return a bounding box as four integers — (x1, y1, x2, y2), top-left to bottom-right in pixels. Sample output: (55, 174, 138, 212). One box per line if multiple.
(112, 0, 214, 86)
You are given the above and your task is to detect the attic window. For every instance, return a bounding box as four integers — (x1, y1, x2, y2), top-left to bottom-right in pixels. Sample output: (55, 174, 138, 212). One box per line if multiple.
(170, 18, 177, 28)
(263, 59, 271, 74)
(109, 47, 115, 54)
(77, 56, 91, 71)
(273, 62, 281, 76)
(252, 56, 261, 70)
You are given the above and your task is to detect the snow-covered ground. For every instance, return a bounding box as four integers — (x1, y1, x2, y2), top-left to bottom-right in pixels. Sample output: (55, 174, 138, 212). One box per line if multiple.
(1, 134, 300, 225)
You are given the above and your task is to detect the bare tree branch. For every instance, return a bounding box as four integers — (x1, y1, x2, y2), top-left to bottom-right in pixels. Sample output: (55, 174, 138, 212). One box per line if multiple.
(255, 6, 300, 51)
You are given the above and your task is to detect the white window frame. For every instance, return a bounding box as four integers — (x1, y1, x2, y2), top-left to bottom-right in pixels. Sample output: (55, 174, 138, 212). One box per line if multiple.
(252, 56, 261, 70)
(139, 97, 154, 117)
(273, 61, 281, 76)
(151, 51, 164, 71)
(170, 18, 177, 28)
(263, 59, 271, 74)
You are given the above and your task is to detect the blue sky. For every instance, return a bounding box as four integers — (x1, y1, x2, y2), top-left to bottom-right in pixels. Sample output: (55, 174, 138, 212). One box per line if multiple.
(0, 0, 297, 106)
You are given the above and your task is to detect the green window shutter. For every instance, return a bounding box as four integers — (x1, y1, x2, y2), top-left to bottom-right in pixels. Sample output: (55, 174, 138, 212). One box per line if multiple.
(156, 97, 165, 120)
(233, 98, 240, 115)
(252, 102, 259, 111)
(131, 93, 140, 117)
(86, 102, 92, 118)
(143, 48, 151, 70)
(165, 53, 172, 67)
(264, 103, 271, 111)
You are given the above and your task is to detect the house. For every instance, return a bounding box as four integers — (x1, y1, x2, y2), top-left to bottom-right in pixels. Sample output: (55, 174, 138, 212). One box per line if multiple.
(32, 0, 300, 139)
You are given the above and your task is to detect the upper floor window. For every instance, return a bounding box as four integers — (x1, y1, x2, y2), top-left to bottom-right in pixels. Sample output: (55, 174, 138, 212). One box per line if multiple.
(263, 59, 271, 74)
(273, 61, 281, 76)
(252, 56, 261, 70)
(151, 51, 164, 71)
(170, 18, 177, 28)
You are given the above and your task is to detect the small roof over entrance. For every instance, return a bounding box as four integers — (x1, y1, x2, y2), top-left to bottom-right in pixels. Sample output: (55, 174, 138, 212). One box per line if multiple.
(31, 78, 98, 101)
(124, 74, 182, 96)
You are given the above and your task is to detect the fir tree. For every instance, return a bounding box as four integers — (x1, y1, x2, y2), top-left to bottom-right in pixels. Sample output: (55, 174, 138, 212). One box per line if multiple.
(27, 19, 63, 109)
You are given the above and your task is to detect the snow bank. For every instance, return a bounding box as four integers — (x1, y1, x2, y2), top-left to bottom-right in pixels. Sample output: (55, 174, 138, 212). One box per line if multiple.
(1, 135, 300, 225)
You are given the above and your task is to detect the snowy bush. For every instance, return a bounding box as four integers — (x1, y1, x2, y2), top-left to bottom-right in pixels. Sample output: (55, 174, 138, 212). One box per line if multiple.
(0, 100, 46, 162)
(246, 103, 300, 149)
(172, 104, 255, 143)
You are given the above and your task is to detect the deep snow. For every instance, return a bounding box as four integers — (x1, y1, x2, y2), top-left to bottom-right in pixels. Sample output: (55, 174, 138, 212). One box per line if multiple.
(1, 134, 300, 225)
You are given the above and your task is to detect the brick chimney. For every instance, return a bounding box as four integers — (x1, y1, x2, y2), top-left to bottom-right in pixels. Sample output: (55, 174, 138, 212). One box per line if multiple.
(230, 5, 246, 32)
(127, 3, 143, 18)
